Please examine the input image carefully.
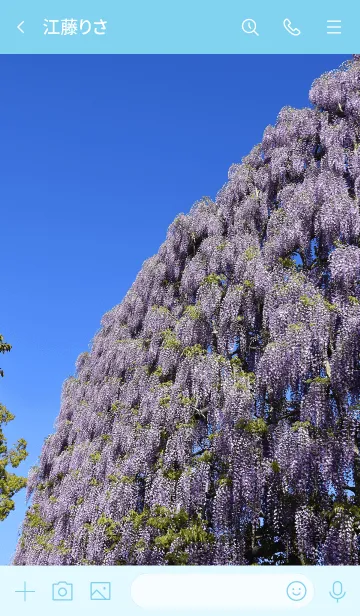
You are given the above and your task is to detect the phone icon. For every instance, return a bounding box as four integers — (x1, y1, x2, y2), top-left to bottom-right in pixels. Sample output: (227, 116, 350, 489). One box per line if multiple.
(283, 18, 301, 36)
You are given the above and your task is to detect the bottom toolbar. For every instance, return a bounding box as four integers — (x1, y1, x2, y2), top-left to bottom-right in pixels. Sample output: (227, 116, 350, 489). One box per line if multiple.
(1, 566, 360, 615)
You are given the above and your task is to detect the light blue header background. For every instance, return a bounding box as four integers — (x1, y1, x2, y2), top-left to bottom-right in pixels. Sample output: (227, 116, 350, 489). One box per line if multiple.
(1, 0, 360, 54)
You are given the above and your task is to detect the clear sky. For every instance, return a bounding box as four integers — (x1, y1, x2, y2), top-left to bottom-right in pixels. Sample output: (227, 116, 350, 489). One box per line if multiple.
(0, 54, 349, 564)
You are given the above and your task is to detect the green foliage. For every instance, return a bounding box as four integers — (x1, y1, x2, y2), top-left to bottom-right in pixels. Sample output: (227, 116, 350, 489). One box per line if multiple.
(214, 353, 227, 364)
(184, 304, 202, 320)
(300, 295, 316, 307)
(235, 417, 268, 435)
(89, 451, 101, 463)
(159, 395, 171, 408)
(291, 421, 311, 432)
(0, 335, 28, 521)
(288, 322, 304, 332)
(182, 344, 206, 358)
(278, 256, 296, 269)
(124, 505, 213, 564)
(175, 418, 197, 430)
(110, 401, 122, 414)
(195, 450, 213, 464)
(123, 507, 150, 530)
(35, 529, 55, 552)
(246, 418, 268, 435)
(201, 273, 226, 286)
(163, 468, 182, 480)
(231, 359, 256, 390)
(160, 380, 173, 388)
(120, 475, 136, 484)
(37, 472, 64, 492)
(304, 376, 330, 385)
(0, 334, 12, 378)
(349, 296, 360, 306)
(230, 356, 242, 369)
(271, 460, 280, 473)
(57, 540, 71, 555)
(107, 474, 120, 484)
(324, 501, 360, 529)
(161, 329, 182, 351)
(244, 246, 260, 261)
(217, 476, 232, 487)
(178, 394, 196, 406)
(97, 515, 122, 549)
(334, 239, 347, 248)
(151, 305, 171, 315)
(324, 299, 338, 312)
(25, 504, 51, 530)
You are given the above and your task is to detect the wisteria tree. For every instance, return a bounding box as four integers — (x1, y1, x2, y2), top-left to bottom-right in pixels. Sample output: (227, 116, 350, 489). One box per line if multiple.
(0, 334, 28, 521)
(14, 56, 360, 566)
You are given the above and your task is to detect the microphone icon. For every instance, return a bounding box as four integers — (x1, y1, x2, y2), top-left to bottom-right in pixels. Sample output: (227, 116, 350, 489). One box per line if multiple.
(329, 581, 346, 602)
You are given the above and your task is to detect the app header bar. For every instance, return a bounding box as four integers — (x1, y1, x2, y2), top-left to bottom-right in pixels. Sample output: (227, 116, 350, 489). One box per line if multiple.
(1, 0, 360, 54)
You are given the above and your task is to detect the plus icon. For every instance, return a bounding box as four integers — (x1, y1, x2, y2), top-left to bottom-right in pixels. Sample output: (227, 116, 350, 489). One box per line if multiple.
(15, 582, 36, 602)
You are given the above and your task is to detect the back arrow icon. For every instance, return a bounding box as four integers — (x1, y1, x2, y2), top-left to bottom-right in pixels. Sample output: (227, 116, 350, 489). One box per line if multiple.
(17, 21, 24, 33)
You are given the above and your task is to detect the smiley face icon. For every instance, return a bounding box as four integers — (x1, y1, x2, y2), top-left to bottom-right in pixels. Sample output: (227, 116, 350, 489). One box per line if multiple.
(286, 581, 307, 601)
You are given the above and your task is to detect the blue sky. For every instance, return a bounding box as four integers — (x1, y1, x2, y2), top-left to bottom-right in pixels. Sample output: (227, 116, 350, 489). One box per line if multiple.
(0, 54, 349, 564)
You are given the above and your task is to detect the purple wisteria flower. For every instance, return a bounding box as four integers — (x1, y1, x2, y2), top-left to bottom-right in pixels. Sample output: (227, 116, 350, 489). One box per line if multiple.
(14, 56, 360, 566)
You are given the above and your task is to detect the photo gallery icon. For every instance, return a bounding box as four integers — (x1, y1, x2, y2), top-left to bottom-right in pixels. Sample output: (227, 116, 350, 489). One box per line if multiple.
(90, 582, 111, 600)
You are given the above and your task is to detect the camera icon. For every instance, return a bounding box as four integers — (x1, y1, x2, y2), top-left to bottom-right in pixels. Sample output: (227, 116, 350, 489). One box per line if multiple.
(52, 581, 73, 601)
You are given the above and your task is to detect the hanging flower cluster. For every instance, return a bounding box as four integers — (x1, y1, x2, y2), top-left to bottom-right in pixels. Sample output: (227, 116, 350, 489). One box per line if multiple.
(14, 56, 360, 566)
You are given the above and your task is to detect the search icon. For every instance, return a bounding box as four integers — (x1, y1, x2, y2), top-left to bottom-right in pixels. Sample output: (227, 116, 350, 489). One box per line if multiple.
(242, 18, 259, 36)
